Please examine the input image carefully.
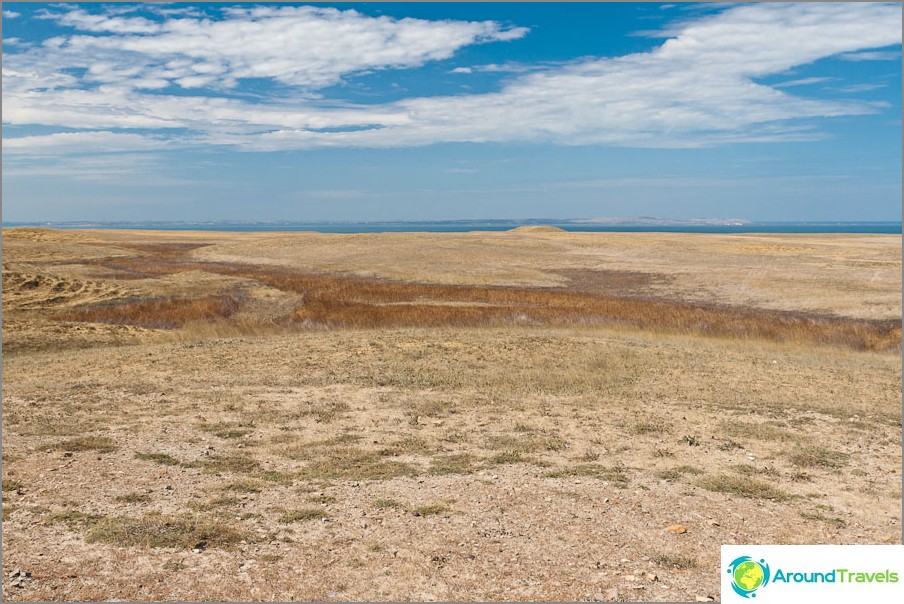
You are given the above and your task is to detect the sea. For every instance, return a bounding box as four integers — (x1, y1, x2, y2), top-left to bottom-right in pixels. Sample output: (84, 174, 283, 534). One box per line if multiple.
(3, 220, 902, 234)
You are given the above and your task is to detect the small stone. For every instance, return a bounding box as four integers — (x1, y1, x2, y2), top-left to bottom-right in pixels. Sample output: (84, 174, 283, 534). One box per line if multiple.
(707, 519, 720, 526)
(646, 573, 658, 582)
(605, 587, 619, 600)
(665, 524, 687, 534)
(695, 596, 714, 602)
(164, 485, 174, 491)
(623, 574, 637, 581)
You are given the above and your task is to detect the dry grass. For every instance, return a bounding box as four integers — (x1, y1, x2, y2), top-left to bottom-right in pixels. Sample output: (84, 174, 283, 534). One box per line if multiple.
(134, 452, 182, 466)
(2, 479, 24, 492)
(295, 448, 417, 482)
(278, 508, 329, 523)
(696, 474, 792, 501)
(543, 464, 630, 488)
(1, 229, 900, 602)
(85, 513, 248, 549)
(57, 294, 239, 329)
(412, 503, 450, 517)
(40, 436, 118, 453)
(788, 446, 850, 469)
(37, 242, 901, 351)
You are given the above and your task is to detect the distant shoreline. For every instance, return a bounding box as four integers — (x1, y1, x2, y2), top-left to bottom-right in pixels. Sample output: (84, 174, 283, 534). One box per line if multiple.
(3, 220, 901, 234)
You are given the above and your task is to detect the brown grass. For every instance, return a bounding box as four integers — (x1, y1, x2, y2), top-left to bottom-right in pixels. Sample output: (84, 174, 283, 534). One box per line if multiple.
(56, 294, 239, 329)
(57, 250, 901, 350)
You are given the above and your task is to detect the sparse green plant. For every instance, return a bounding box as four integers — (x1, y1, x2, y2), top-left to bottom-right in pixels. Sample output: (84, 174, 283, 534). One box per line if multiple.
(696, 474, 791, 501)
(278, 508, 328, 523)
(542, 464, 629, 488)
(656, 465, 703, 481)
(42, 436, 117, 453)
(374, 498, 402, 509)
(489, 451, 531, 465)
(788, 446, 849, 469)
(430, 454, 475, 475)
(799, 511, 847, 528)
(48, 509, 104, 527)
(87, 513, 247, 549)
(412, 503, 448, 517)
(135, 452, 182, 466)
(2, 479, 23, 492)
(221, 480, 263, 493)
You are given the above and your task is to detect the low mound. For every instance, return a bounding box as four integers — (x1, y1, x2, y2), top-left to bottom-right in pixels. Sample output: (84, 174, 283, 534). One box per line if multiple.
(507, 225, 567, 233)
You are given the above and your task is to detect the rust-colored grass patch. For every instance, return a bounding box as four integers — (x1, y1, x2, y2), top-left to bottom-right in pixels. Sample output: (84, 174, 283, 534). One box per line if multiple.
(57, 294, 239, 329)
(57, 244, 902, 351)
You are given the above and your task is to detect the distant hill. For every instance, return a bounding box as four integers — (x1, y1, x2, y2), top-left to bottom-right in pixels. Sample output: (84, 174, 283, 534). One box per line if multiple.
(572, 216, 750, 226)
(507, 225, 567, 233)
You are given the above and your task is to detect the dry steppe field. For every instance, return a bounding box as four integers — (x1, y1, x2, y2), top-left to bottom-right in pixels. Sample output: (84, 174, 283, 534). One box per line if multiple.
(1, 226, 901, 602)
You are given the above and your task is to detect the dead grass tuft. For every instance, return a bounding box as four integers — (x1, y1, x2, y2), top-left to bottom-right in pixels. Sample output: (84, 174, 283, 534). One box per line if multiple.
(42, 436, 117, 453)
(652, 553, 698, 569)
(412, 503, 449, 517)
(86, 513, 248, 549)
(113, 492, 151, 504)
(656, 465, 704, 481)
(297, 448, 417, 481)
(543, 464, 629, 488)
(788, 446, 850, 469)
(278, 507, 329, 523)
(135, 452, 182, 466)
(696, 474, 791, 501)
(2, 479, 23, 492)
(429, 454, 476, 475)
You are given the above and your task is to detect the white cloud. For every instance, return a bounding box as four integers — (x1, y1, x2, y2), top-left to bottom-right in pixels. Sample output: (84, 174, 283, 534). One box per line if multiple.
(449, 67, 472, 74)
(3, 10, 21, 19)
(838, 50, 901, 62)
(2, 131, 169, 155)
(24, 5, 527, 90)
(2, 2, 901, 158)
(773, 77, 834, 88)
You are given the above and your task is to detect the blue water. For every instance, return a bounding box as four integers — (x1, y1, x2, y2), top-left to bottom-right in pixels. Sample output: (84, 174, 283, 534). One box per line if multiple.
(3, 220, 901, 234)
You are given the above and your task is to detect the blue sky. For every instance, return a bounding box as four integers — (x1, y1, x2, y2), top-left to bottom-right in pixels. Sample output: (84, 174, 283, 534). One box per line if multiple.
(2, 2, 901, 222)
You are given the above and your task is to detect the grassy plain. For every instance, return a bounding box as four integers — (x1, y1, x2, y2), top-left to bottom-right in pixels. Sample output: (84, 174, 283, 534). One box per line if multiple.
(1, 227, 901, 601)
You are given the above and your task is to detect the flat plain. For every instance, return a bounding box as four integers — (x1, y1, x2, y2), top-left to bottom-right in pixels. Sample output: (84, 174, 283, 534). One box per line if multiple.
(1, 226, 901, 601)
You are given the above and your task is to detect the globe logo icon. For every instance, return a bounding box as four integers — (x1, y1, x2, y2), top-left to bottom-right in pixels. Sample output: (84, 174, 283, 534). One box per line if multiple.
(727, 556, 771, 598)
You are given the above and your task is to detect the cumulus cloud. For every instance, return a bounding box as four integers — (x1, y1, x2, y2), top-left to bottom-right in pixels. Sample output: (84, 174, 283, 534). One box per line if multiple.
(25, 5, 527, 90)
(2, 10, 21, 19)
(2, 2, 901, 156)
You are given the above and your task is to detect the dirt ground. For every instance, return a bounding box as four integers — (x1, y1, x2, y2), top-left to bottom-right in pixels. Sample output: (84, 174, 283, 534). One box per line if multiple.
(2, 227, 901, 601)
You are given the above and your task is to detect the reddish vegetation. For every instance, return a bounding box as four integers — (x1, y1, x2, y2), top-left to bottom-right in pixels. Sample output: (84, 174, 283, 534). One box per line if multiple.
(69, 251, 902, 351)
(58, 294, 239, 329)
